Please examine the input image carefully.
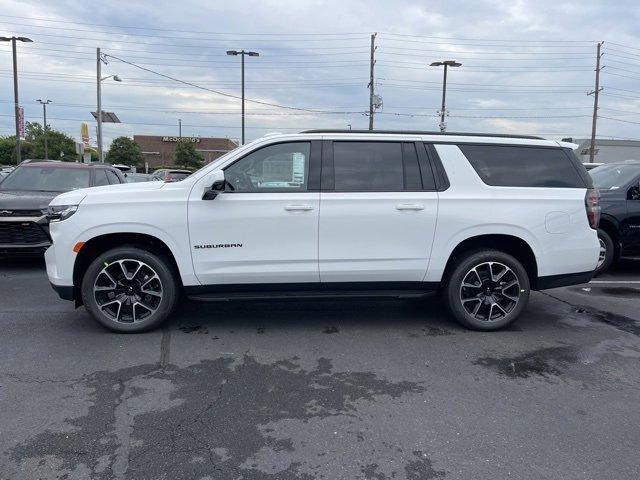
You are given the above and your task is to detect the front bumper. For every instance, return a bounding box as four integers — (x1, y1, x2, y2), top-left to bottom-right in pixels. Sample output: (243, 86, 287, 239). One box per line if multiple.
(49, 282, 75, 301)
(0, 215, 51, 254)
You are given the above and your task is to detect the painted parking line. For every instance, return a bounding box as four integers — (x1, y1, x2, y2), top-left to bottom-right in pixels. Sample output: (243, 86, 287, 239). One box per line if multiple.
(588, 280, 640, 284)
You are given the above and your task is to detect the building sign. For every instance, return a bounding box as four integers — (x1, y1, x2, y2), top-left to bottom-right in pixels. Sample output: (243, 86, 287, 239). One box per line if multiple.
(81, 122, 90, 147)
(162, 136, 201, 143)
(18, 106, 24, 139)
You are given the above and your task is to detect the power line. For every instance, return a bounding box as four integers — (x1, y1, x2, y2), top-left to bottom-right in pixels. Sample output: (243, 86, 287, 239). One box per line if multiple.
(103, 53, 366, 113)
(378, 32, 594, 43)
(2, 30, 370, 47)
(607, 41, 640, 53)
(0, 21, 370, 43)
(0, 113, 325, 130)
(0, 14, 370, 36)
(0, 43, 371, 58)
(600, 116, 640, 125)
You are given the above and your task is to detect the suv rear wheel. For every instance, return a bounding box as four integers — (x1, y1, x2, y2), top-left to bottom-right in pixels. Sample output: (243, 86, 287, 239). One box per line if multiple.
(444, 250, 530, 331)
(81, 246, 179, 332)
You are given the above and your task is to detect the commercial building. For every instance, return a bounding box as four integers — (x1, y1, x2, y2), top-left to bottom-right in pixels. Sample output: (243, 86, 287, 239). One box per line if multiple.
(566, 138, 640, 164)
(133, 135, 238, 169)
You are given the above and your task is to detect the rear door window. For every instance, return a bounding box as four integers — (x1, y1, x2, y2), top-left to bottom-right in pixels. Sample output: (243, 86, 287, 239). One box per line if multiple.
(458, 144, 586, 188)
(332, 142, 405, 192)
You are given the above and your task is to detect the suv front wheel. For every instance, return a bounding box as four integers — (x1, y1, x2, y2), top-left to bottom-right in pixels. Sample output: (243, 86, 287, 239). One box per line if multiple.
(81, 246, 179, 333)
(444, 250, 530, 331)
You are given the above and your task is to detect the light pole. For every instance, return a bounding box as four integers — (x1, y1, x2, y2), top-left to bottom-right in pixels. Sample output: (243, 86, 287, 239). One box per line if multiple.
(1, 36, 33, 164)
(226, 50, 259, 145)
(96, 47, 122, 162)
(430, 60, 462, 132)
(36, 99, 52, 159)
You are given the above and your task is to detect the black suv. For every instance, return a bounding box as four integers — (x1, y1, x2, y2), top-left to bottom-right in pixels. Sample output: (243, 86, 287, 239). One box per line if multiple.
(589, 161, 640, 274)
(0, 162, 125, 254)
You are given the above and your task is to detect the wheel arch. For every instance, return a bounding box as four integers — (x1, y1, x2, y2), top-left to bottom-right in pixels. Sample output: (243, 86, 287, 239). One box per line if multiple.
(72, 232, 183, 304)
(441, 233, 539, 288)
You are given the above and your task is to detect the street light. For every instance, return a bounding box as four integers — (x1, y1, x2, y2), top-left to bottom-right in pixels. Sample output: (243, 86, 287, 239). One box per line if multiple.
(1, 36, 33, 164)
(96, 47, 122, 162)
(36, 99, 52, 159)
(430, 60, 462, 132)
(226, 49, 260, 145)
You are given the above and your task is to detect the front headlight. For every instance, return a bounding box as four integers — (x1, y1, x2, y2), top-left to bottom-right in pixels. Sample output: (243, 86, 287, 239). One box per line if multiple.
(47, 205, 78, 222)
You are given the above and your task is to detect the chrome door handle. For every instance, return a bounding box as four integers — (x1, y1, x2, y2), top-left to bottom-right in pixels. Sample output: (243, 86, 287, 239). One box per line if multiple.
(396, 203, 425, 211)
(285, 204, 314, 211)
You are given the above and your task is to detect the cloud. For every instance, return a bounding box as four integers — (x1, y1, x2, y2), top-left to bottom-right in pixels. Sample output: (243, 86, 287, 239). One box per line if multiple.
(0, 0, 639, 147)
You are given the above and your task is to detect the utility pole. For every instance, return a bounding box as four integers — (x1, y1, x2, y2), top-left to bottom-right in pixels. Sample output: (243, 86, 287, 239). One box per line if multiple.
(430, 60, 462, 132)
(368, 33, 377, 130)
(1, 36, 33, 164)
(227, 50, 260, 145)
(37, 99, 52, 159)
(588, 42, 604, 163)
(97, 47, 103, 162)
(12, 39, 20, 162)
(179, 119, 182, 138)
(95, 50, 121, 162)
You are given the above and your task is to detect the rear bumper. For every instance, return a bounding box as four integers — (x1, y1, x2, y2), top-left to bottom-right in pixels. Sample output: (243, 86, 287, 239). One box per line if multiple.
(534, 271, 593, 290)
(49, 282, 75, 301)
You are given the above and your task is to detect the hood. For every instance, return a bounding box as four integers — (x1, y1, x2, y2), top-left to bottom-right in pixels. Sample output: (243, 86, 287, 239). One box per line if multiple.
(0, 189, 60, 212)
(50, 180, 166, 207)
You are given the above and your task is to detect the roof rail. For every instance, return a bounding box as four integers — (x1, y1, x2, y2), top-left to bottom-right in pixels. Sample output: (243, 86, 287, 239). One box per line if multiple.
(300, 129, 545, 140)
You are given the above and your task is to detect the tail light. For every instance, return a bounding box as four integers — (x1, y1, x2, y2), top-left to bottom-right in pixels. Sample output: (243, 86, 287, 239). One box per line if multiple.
(585, 188, 600, 229)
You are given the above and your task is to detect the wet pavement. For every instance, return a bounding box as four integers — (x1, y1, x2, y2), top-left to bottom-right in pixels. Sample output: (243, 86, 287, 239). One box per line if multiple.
(1, 257, 639, 479)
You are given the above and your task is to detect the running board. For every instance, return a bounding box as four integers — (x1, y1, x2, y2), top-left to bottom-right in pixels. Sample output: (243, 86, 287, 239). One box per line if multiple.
(184, 282, 439, 302)
(187, 289, 432, 302)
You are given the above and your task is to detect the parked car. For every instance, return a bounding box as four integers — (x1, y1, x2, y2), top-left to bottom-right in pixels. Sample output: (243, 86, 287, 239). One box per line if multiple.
(111, 163, 133, 172)
(46, 130, 599, 333)
(124, 172, 153, 183)
(0, 162, 125, 254)
(151, 169, 192, 182)
(583, 162, 604, 171)
(589, 160, 640, 274)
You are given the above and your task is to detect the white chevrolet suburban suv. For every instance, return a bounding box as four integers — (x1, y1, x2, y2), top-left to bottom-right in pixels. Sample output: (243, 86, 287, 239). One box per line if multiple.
(45, 131, 600, 333)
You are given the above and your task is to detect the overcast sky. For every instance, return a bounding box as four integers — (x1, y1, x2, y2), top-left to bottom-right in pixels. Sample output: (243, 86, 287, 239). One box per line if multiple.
(1, 0, 639, 149)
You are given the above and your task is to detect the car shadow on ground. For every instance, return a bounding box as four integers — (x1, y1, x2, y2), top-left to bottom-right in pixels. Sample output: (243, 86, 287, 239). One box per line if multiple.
(0, 255, 46, 270)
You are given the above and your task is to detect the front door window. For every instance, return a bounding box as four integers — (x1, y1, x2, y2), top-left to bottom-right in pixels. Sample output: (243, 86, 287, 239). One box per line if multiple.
(224, 142, 310, 192)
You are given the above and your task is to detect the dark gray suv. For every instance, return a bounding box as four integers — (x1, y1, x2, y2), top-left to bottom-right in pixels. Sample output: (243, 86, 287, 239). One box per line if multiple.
(0, 162, 125, 254)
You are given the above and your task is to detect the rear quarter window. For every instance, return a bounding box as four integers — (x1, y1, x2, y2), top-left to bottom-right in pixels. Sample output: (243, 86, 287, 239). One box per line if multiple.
(458, 144, 587, 188)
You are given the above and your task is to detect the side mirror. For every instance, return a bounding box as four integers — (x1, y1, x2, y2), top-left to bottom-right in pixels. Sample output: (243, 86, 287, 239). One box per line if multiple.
(202, 170, 226, 200)
(630, 183, 640, 201)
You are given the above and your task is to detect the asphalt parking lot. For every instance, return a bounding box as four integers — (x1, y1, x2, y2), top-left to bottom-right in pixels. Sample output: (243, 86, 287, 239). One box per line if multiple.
(1, 258, 639, 480)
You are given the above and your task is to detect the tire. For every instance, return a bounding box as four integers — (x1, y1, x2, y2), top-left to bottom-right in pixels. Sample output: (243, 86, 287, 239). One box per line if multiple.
(443, 249, 530, 331)
(81, 246, 179, 333)
(594, 229, 614, 277)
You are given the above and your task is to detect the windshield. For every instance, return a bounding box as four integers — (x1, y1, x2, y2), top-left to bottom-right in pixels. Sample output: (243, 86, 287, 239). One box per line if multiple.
(0, 166, 91, 192)
(590, 164, 640, 190)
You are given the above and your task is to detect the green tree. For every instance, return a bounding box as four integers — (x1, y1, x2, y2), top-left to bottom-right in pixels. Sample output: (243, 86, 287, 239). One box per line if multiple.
(174, 141, 204, 169)
(105, 136, 144, 167)
(24, 122, 76, 161)
(0, 136, 33, 165)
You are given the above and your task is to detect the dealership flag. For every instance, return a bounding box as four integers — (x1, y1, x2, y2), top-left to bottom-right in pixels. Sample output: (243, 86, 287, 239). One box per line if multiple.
(18, 106, 24, 139)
